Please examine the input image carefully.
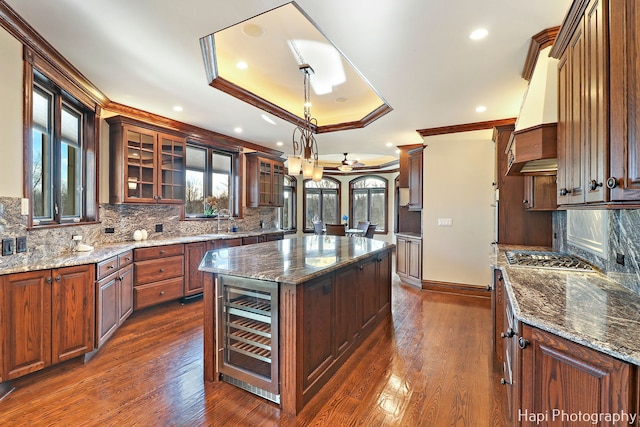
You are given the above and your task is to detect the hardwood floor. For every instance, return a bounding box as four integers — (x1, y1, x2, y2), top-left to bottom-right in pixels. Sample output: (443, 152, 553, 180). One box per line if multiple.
(0, 275, 505, 426)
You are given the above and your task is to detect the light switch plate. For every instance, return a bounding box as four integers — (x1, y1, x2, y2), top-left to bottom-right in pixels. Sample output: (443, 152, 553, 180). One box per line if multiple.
(2, 238, 14, 256)
(21, 198, 29, 215)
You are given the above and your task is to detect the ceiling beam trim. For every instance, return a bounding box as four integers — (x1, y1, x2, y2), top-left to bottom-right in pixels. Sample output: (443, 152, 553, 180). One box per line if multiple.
(416, 118, 517, 138)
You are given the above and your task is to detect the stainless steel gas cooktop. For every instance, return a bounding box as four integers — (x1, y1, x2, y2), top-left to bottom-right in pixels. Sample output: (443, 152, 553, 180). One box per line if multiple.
(505, 250, 594, 272)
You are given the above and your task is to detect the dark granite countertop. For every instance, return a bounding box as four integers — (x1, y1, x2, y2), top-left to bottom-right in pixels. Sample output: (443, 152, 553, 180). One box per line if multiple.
(0, 229, 284, 276)
(198, 235, 395, 285)
(492, 244, 640, 365)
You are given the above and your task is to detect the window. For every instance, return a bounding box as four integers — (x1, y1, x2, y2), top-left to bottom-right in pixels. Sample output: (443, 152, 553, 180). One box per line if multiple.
(29, 70, 96, 226)
(279, 175, 296, 231)
(185, 144, 236, 217)
(349, 176, 388, 233)
(303, 177, 340, 232)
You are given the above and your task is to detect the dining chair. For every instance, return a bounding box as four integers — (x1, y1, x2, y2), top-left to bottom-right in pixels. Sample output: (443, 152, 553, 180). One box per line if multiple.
(313, 220, 324, 235)
(364, 223, 377, 238)
(356, 220, 370, 232)
(325, 224, 346, 236)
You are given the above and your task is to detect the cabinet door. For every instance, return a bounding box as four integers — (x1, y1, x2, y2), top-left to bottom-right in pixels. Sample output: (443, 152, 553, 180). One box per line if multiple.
(118, 263, 134, 323)
(272, 160, 285, 207)
(584, 0, 608, 203)
(258, 159, 274, 206)
(609, 0, 640, 201)
(408, 239, 422, 280)
(396, 237, 408, 275)
(51, 265, 94, 363)
(157, 133, 185, 203)
(96, 272, 119, 348)
(408, 148, 423, 210)
(302, 275, 334, 390)
(376, 250, 391, 313)
(520, 324, 631, 426)
(3, 270, 52, 379)
(184, 241, 207, 296)
(334, 265, 359, 356)
(124, 126, 157, 203)
(358, 258, 379, 330)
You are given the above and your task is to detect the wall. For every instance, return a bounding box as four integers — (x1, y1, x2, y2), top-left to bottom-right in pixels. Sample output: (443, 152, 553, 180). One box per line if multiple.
(422, 131, 495, 287)
(0, 25, 24, 198)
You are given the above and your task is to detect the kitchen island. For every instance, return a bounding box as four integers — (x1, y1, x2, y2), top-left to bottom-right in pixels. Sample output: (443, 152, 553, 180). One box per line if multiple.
(198, 235, 394, 414)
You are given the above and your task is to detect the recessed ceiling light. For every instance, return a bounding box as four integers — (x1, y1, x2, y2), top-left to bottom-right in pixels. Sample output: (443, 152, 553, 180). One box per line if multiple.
(236, 61, 248, 70)
(475, 105, 487, 113)
(234, 127, 242, 134)
(173, 105, 183, 112)
(261, 114, 276, 125)
(386, 142, 393, 147)
(335, 97, 348, 103)
(276, 141, 284, 147)
(469, 29, 488, 40)
(242, 23, 265, 38)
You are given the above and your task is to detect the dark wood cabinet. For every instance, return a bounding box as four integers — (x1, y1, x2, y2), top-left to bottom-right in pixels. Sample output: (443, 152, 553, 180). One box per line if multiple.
(107, 116, 185, 204)
(133, 244, 184, 309)
(396, 234, 422, 287)
(2, 265, 94, 380)
(519, 324, 632, 427)
(184, 241, 208, 297)
(523, 175, 557, 210)
(407, 146, 424, 211)
(214, 238, 243, 249)
(96, 251, 134, 348)
(334, 263, 359, 357)
(246, 154, 285, 207)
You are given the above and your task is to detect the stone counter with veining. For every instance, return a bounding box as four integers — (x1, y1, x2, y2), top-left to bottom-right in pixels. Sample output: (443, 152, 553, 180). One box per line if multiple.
(0, 229, 284, 276)
(493, 244, 640, 365)
(198, 235, 394, 285)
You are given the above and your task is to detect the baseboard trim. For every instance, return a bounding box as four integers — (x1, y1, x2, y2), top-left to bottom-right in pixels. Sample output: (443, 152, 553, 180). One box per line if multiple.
(421, 280, 491, 300)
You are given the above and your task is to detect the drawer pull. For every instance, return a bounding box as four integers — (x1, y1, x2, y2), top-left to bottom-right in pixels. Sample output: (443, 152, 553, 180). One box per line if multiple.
(160, 250, 166, 255)
(501, 378, 511, 385)
(124, 257, 131, 261)
(501, 328, 515, 339)
(160, 268, 165, 272)
(108, 265, 115, 269)
(159, 291, 165, 296)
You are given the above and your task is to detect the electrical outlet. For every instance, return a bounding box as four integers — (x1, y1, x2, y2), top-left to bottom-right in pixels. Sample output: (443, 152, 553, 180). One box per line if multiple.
(155, 224, 163, 232)
(437, 218, 453, 227)
(2, 238, 14, 256)
(16, 236, 27, 253)
(616, 253, 625, 266)
(72, 234, 83, 241)
(104, 227, 115, 234)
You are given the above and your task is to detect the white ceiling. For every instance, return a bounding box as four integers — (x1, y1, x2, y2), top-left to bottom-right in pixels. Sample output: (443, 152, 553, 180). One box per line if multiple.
(6, 0, 572, 165)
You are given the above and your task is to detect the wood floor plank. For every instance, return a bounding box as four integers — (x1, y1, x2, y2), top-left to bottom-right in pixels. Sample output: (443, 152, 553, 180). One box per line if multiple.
(0, 274, 506, 426)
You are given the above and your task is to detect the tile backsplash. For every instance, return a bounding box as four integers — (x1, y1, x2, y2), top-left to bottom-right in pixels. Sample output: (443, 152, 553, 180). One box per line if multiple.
(0, 196, 277, 262)
(554, 209, 640, 294)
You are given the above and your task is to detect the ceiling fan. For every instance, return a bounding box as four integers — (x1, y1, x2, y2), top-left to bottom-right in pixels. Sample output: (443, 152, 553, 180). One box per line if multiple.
(338, 153, 364, 171)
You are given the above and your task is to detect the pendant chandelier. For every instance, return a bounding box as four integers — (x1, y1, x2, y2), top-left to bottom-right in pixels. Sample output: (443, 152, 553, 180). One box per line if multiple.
(287, 64, 323, 182)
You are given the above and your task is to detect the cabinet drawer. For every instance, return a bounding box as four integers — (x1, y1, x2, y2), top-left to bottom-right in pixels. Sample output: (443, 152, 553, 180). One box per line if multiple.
(134, 255, 183, 285)
(97, 256, 118, 280)
(242, 236, 260, 245)
(134, 277, 183, 309)
(118, 250, 134, 268)
(134, 244, 184, 261)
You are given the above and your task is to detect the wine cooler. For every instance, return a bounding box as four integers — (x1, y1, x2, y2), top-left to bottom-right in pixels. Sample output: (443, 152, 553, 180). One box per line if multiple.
(217, 275, 279, 403)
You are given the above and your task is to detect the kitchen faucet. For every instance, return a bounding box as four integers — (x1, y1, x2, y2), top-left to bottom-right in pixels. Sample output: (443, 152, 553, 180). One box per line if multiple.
(217, 208, 232, 232)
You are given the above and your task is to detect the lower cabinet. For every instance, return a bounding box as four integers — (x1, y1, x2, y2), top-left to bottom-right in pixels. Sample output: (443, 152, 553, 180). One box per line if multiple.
(396, 235, 422, 287)
(2, 265, 94, 380)
(96, 250, 134, 348)
(133, 244, 184, 310)
(184, 241, 209, 297)
(519, 324, 632, 427)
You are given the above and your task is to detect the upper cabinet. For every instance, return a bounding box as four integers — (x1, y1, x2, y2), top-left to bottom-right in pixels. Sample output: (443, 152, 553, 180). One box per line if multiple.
(245, 153, 284, 208)
(407, 146, 424, 211)
(552, 0, 640, 205)
(107, 116, 185, 204)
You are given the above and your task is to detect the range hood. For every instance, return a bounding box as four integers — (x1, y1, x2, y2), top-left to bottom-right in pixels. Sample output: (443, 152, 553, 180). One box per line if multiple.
(506, 45, 558, 176)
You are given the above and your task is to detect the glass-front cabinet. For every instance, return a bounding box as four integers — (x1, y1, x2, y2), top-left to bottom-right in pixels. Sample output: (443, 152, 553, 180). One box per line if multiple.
(107, 116, 185, 204)
(246, 153, 285, 207)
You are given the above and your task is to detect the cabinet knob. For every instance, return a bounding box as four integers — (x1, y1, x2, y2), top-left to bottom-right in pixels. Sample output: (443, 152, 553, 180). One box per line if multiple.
(606, 177, 618, 189)
(358, 265, 364, 271)
(486, 285, 492, 291)
(559, 188, 572, 196)
(160, 250, 166, 254)
(498, 276, 503, 282)
(518, 337, 530, 349)
(501, 328, 515, 339)
(500, 378, 511, 385)
(55, 275, 61, 282)
(589, 180, 603, 191)
(522, 200, 529, 205)
(159, 291, 165, 296)
(108, 265, 115, 269)
(46, 276, 53, 284)
(159, 268, 165, 272)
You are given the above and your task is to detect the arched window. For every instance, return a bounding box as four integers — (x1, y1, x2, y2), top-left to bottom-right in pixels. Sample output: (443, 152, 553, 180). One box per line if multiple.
(349, 176, 388, 233)
(303, 177, 341, 232)
(279, 175, 296, 231)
